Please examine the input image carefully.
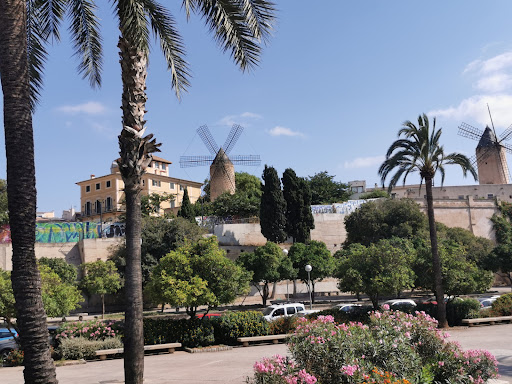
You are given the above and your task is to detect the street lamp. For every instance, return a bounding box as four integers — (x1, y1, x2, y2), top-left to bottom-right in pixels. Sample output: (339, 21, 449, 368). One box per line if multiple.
(283, 249, 289, 300)
(305, 264, 312, 310)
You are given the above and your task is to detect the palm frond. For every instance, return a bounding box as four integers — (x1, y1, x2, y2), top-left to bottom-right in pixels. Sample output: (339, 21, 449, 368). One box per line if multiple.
(27, 0, 49, 110)
(239, 0, 275, 43)
(445, 153, 478, 181)
(191, 0, 274, 71)
(114, 0, 150, 53)
(67, 0, 103, 87)
(35, 0, 66, 41)
(143, 0, 191, 99)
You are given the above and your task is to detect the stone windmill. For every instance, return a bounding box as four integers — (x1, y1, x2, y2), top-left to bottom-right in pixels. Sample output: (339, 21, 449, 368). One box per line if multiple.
(458, 115, 512, 185)
(180, 125, 260, 201)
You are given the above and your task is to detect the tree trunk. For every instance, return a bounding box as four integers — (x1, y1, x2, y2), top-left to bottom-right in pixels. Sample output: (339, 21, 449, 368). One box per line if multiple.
(270, 281, 277, 299)
(262, 282, 269, 307)
(101, 294, 105, 319)
(425, 178, 448, 328)
(0, 1, 57, 383)
(118, 36, 150, 384)
(311, 281, 315, 304)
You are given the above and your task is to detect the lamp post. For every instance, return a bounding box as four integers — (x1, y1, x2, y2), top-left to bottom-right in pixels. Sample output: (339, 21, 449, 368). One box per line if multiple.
(283, 249, 289, 301)
(305, 264, 312, 310)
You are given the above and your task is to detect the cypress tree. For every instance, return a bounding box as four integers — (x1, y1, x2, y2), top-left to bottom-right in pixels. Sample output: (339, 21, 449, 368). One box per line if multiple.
(282, 168, 315, 243)
(260, 165, 287, 242)
(178, 188, 195, 222)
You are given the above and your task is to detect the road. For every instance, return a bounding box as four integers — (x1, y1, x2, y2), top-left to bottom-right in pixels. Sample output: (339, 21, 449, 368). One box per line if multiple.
(0, 324, 510, 383)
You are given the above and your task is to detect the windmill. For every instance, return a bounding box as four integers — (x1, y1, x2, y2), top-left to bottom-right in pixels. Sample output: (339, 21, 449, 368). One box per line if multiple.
(180, 124, 260, 201)
(458, 107, 512, 185)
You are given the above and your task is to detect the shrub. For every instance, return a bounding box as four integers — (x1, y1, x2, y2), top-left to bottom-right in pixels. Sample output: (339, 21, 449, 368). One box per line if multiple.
(306, 307, 371, 324)
(57, 336, 123, 360)
(247, 354, 318, 384)
(491, 293, 512, 316)
(212, 311, 269, 345)
(283, 310, 498, 384)
(416, 298, 481, 326)
(268, 316, 300, 335)
(4, 349, 24, 366)
(143, 318, 214, 348)
(56, 320, 120, 341)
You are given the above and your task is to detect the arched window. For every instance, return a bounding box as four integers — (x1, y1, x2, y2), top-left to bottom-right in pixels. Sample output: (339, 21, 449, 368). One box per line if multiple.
(95, 200, 102, 214)
(84, 201, 92, 216)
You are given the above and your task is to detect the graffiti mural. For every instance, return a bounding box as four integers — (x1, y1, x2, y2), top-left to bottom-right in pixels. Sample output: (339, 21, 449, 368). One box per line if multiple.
(0, 222, 126, 244)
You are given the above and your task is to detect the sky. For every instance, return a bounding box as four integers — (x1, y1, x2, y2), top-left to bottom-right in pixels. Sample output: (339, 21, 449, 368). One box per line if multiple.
(3, 1, 512, 215)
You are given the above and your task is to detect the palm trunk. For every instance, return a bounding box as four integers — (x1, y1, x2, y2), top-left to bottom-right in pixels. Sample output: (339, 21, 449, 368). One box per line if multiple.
(0, 1, 57, 383)
(118, 36, 149, 384)
(425, 178, 448, 328)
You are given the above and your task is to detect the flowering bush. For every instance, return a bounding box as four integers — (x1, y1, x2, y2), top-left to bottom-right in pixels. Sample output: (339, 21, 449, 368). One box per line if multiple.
(3, 349, 24, 366)
(56, 320, 120, 341)
(250, 310, 499, 384)
(247, 355, 317, 384)
(57, 336, 123, 360)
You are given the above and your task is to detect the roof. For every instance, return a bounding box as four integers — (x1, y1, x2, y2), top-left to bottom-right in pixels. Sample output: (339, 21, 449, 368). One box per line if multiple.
(477, 126, 497, 148)
(151, 155, 172, 164)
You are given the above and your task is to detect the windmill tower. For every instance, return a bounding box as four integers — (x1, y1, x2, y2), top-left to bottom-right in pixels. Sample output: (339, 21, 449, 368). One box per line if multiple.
(458, 116, 512, 185)
(180, 125, 260, 201)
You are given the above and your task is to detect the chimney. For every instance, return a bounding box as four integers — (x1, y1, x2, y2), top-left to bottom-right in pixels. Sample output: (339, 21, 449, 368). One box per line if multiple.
(90, 174, 95, 179)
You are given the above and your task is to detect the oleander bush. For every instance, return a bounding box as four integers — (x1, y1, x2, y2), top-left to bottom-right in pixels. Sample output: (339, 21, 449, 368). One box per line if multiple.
(491, 293, 512, 316)
(306, 307, 372, 324)
(416, 298, 481, 326)
(3, 349, 24, 367)
(56, 320, 121, 341)
(249, 310, 498, 384)
(268, 315, 300, 335)
(57, 336, 123, 360)
(212, 311, 269, 345)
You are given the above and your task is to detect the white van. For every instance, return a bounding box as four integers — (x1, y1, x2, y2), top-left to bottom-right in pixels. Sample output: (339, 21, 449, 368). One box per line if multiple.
(262, 302, 305, 321)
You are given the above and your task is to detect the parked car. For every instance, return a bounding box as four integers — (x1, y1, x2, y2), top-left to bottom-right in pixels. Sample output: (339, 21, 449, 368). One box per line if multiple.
(262, 302, 306, 321)
(478, 297, 497, 308)
(0, 328, 18, 361)
(196, 313, 221, 319)
(382, 299, 417, 311)
(335, 303, 373, 313)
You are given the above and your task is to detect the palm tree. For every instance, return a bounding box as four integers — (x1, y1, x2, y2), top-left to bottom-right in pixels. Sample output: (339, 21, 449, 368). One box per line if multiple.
(112, 1, 275, 382)
(0, 1, 101, 382)
(379, 113, 477, 328)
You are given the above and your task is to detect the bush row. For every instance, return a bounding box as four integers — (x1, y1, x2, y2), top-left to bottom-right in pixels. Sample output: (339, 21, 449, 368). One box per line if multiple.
(57, 337, 123, 360)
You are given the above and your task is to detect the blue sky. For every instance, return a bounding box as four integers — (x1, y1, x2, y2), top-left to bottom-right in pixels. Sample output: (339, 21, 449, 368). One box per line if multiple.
(3, 1, 512, 215)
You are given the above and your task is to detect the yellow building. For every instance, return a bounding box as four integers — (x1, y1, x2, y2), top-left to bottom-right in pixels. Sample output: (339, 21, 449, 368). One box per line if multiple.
(76, 156, 202, 222)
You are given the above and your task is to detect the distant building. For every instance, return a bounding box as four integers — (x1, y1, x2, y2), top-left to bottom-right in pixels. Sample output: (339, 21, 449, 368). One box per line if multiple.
(76, 156, 202, 222)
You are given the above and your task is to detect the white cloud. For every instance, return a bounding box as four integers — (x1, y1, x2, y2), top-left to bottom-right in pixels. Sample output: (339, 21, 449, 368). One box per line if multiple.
(267, 126, 305, 137)
(56, 101, 107, 115)
(429, 94, 512, 129)
(344, 155, 385, 169)
(217, 112, 262, 126)
(463, 52, 512, 75)
(475, 74, 512, 93)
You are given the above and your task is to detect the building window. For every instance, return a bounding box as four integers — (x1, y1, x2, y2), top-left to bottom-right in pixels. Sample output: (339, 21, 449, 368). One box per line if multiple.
(162, 163, 166, 171)
(84, 201, 92, 216)
(170, 200, 175, 208)
(106, 180, 111, 188)
(152, 179, 161, 187)
(170, 182, 175, 189)
(106, 197, 113, 211)
(180, 185, 184, 191)
(85, 185, 91, 193)
(142, 179, 145, 186)
(488, 194, 494, 199)
(458, 195, 464, 200)
(95, 183, 101, 190)
(94, 200, 102, 214)
(154, 161, 160, 168)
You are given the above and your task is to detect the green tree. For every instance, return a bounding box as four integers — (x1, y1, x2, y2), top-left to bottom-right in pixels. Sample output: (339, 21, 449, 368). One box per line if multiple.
(0, 268, 16, 332)
(110, 216, 205, 286)
(141, 192, 174, 216)
(359, 190, 389, 199)
(344, 198, 427, 246)
(38, 257, 77, 285)
(288, 241, 335, 303)
(237, 242, 294, 306)
(379, 114, 477, 328)
(484, 202, 512, 281)
(80, 260, 122, 319)
(282, 169, 315, 243)
(260, 165, 287, 243)
(0, 1, 101, 380)
(39, 265, 83, 318)
(0, 179, 8, 226)
(336, 238, 416, 308)
(112, 2, 275, 381)
(178, 188, 195, 222)
(146, 237, 251, 317)
(414, 243, 494, 297)
(307, 171, 350, 204)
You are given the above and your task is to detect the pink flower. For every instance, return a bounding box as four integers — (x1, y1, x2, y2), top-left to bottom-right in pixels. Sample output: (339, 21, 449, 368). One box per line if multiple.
(341, 365, 358, 376)
(438, 361, 445, 367)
